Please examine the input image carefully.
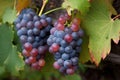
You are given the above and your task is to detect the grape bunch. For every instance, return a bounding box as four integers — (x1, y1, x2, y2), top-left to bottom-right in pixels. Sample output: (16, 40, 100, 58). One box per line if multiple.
(47, 14, 84, 75)
(14, 8, 53, 70)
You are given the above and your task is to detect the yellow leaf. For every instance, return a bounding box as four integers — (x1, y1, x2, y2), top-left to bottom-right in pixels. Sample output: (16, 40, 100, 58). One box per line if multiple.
(16, 0, 32, 13)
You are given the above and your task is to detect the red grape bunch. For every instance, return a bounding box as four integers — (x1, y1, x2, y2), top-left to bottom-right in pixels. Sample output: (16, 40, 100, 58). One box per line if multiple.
(14, 8, 53, 70)
(47, 13, 84, 75)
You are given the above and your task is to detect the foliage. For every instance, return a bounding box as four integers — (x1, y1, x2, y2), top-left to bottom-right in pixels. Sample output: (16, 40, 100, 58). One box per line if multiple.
(81, 0, 120, 65)
(0, 24, 24, 75)
(2, 8, 17, 24)
(62, 0, 90, 15)
(0, 0, 120, 80)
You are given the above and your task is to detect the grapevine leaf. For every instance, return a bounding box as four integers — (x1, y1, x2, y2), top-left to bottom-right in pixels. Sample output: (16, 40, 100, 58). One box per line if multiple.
(16, 0, 32, 13)
(0, 24, 24, 75)
(4, 46, 24, 75)
(0, 0, 13, 18)
(106, 0, 117, 15)
(0, 24, 13, 65)
(62, 0, 90, 15)
(82, 0, 120, 65)
(80, 35, 90, 63)
(2, 8, 17, 24)
(61, 74, 82, 80)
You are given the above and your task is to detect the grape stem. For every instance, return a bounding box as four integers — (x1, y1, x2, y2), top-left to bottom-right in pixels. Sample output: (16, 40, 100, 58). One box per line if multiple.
(39, 0, 48, 16)
(44, 7, 63, 15)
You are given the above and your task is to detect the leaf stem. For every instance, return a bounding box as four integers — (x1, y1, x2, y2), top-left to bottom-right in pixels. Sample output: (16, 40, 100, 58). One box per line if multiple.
(39, 0, 48, 16)
(112, 14, 120, 20)
(43, 7, 63, 15)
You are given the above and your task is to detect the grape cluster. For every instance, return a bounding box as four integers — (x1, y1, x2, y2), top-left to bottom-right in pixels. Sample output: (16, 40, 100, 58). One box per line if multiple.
(14, 8, 53, 70)
(47, 14, 84, 75)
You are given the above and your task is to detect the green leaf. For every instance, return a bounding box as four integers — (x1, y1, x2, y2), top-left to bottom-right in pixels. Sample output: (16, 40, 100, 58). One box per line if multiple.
(2, 8, 17, 24)
(0, 24, 24, 75)
(4, 46, 24, 75)
(82, 0, 120, 65)
(62, 0, 90, 15)
(0, 0, 14, 18)
(80, 35, 90, 63)
(106, 0, 117, 15)
(61, 74, 82, 80)
(0, 24, 13, 65)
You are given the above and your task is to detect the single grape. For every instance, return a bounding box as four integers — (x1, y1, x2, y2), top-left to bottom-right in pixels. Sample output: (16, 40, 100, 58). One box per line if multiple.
(51, 43, 60, 52)
(27, 21, 34, 29)
(66, 68, 75, 75)
(62, 53, 70, 60)
(65, 46, 73, 53)
(30, 48, 38, 57)
(38, 59, 45, 67)
(64, 34, 73, 43)
(56, 23, 64, 30)
(22, 49, 30, 57)
(53, 61, 61, 70)
(34, 21, 42, 29)
(29, 56, 36, 63)
(24, 42, 32, 51)
(71, 24, 79, 32)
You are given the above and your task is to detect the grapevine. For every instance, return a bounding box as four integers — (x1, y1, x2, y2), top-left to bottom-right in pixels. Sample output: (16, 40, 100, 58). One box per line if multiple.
(1, 0, 120, 80)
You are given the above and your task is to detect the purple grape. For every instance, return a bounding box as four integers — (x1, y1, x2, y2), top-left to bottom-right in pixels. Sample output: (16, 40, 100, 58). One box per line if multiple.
(62, 53, 69, 60)
(40, 19, 48, 27)
(65, 46, 73, 53)
(40, 30, 46, 38)
(59, 47, 65, 53)
(33, 28, 40, 35)
(15, 23, 21, 30)
(34, 21, 42, 29)
(56, 31, 65, 38)
(20, 35, 27, 43)
(27, 21, 34, 29)
(71, 32, 79, 40)
(27, 29, 33, 36)
(57, 59, 64, 66)
(27, 36, 34, 43)
(71, 57, 79, 65)
(78, 29, 84, 37)
(60, 40, 68, 47)
(47, 38, 53, 45)
(33, 15, 39, 21)
(20, 19, 28, 26)
(46, 17, 52, 24)
(64, 60, 72, 68)
(17, 29, 23, 36)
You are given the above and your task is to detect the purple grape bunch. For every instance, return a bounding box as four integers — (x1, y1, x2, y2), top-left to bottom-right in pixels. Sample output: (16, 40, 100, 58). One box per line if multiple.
(14, 8, 53, 70)
(47, 14, 84, 75)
